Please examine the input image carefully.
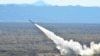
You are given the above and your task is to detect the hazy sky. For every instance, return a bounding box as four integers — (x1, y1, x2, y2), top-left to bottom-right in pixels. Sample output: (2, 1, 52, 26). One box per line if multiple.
(0, 0, 37, 4)
(0, 0, 100, 23)
(0, 0, 100, 7)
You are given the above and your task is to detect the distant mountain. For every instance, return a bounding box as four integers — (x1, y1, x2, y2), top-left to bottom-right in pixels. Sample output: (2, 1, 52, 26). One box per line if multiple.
(0, 4, 100, 23)
(33, 0, 49, 6)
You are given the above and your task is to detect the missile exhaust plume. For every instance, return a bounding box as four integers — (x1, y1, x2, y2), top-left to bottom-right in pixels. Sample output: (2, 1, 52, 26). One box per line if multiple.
(29, 21, 100, 56)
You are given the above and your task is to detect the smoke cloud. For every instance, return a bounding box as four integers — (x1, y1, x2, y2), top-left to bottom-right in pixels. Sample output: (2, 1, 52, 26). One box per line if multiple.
(34, 23, 100, 56)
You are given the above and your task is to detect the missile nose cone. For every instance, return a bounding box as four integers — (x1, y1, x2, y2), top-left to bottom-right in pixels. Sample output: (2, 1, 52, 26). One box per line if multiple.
(29, 20, 35, 24)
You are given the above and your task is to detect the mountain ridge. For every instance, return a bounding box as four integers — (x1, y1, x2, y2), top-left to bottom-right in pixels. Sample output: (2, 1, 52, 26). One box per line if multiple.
(0, 5, 100, 23)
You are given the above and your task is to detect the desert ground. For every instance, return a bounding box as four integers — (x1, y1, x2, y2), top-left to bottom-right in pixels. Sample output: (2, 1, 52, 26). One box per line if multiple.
(0, 22, 100, 56)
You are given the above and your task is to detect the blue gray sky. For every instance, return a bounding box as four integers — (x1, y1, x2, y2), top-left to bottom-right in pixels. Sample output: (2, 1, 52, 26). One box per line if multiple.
(0, 0, 100, 7)
(0, 0, 100, 23)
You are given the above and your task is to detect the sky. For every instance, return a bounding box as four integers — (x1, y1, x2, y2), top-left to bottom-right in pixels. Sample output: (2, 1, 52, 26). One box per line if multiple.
(0, 0, 100, 7)
(0, 0, 100, 23)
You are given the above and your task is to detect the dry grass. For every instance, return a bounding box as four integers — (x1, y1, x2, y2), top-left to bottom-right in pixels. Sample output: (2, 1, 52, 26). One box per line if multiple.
(0, 23, 100, 56)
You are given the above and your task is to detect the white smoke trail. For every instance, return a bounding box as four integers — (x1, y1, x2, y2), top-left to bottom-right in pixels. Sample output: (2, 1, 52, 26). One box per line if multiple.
(34, 23, 100, 56)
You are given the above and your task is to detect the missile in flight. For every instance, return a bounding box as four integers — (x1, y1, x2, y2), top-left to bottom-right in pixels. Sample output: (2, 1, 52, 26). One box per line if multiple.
(29, 20, 100, 56)
(29, 20, 82, 56)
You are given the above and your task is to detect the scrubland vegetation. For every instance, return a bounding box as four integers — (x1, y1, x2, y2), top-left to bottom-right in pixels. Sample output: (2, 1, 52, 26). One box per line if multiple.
(0, 23, 100, 56)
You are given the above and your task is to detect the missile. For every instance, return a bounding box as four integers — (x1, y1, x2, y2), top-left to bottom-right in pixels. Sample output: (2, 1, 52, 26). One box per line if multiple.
(29, 20, 35, 24)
